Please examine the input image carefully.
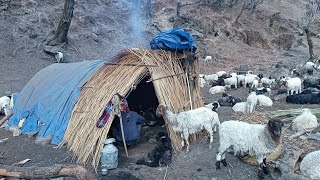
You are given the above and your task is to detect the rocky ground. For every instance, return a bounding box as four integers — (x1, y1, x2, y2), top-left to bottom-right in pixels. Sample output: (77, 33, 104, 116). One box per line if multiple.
(1, 0, 320, 179)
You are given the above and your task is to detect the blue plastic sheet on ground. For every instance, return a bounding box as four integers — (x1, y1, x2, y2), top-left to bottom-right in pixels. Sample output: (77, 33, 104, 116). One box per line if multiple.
(8, 60, 105, 144)
(150, 28, 197, 53)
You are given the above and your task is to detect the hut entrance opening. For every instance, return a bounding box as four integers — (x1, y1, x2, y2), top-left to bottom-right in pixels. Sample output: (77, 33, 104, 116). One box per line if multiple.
(126, 75, 163, 127)
(108, 75, 166, 147)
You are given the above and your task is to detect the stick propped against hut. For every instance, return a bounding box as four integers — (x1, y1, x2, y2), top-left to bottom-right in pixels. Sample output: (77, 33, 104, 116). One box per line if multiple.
(61, 49, 203, 168)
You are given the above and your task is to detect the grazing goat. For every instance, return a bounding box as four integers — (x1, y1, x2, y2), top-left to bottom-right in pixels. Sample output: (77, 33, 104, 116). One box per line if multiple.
(216, 119, 283, 180)
(156, 105, 220, 153)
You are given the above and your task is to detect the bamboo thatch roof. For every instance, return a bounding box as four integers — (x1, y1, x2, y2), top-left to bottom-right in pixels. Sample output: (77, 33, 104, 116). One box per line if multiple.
(61, 49, 203, 169)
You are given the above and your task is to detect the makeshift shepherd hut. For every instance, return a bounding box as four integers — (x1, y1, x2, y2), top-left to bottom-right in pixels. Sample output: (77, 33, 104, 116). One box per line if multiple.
(62, 49, 203, 168)
(8, 49, 203, 169)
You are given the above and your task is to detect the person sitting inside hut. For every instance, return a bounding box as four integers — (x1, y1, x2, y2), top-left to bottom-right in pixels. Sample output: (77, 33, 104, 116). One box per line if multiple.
(111, 110, 145, 146)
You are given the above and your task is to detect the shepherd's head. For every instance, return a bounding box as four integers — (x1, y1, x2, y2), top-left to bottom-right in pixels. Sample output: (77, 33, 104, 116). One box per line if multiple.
(267, 119, 284, 137)
(156, 104, 168, 117)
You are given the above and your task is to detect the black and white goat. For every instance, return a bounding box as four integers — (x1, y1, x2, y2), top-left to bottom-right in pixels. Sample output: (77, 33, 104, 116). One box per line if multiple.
(218, 93, 242, 106)
(136, 132, 172, 167)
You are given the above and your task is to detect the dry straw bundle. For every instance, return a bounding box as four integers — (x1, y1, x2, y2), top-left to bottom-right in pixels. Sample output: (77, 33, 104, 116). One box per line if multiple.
(61, 49, 203, 169)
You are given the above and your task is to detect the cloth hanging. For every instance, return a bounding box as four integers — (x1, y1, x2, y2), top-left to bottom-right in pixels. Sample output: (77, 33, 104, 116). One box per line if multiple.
(96, 93, 129, 128)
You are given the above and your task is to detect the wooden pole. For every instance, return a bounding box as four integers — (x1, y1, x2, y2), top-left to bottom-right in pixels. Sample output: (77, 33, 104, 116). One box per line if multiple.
(118, 113, 129, 157)
(146, 72, 184, 83)
(0, 164, 94, 180)
(105, 63, 157, 67)
(186, 72, 193, 110)
(111, 94, 128, 157)
(0, 112, 13, 127)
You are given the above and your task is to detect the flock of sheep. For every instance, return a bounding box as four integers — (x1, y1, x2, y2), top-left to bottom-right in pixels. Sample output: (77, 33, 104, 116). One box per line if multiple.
(155, 60, 320, 180)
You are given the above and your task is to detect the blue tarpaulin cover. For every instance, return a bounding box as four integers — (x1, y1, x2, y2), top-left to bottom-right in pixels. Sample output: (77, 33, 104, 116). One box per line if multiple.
(150, 28, 197, 53)
(8, 60, 105, 144)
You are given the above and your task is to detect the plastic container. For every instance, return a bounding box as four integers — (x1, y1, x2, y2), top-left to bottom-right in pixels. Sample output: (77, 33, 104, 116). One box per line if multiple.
(100, 138, 118, 175)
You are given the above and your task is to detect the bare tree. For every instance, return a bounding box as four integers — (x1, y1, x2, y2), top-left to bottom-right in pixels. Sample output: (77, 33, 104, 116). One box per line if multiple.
(234, 0, 263, 23)
(45, 0, 75, 46)
(298, 0, 320, 60)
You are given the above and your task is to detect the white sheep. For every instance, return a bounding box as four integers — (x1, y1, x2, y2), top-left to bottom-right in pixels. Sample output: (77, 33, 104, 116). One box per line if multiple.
(261, 78, 275, 87)
(198, 77, 206, 88)
(0, 96, 11, 116)
(203, 74, 218, 82)
(216, 71, 227, 77)
(55, 51, 68, 63)
(256, 95, 273, 107)
(230, 72, 237, 77)
(303, 61, 317, 73)
(208, 85, 230, 94)
(290, 108, 318, 139)
(203, 56, 212, 63)
(216, 119, 283, 179)
(223, 76, 238, 88)
(232, 102, 247, 113)
(246, 91, 257, 113)
(285, 77, 302, 95)
(156, 105, 220, 153)
(251, 79, 259, 89)
(244, 74, 259, 88)
(236, 74, 246, 86)
(300, 150, 320, 180)
(55, 52, 64, 63)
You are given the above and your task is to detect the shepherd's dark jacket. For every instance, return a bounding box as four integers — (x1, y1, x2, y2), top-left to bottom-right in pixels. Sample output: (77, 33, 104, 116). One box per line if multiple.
(112, 111, 145, 144)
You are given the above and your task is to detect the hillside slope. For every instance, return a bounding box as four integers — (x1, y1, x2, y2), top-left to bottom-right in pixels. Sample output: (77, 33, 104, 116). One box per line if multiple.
(1, 0, 319, 93)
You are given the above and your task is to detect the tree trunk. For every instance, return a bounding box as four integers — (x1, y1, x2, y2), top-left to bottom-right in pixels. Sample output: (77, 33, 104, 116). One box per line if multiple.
(305, 28, 314, 60)
(234, 3, 245, 24)
(146, 0, 152, 19)
(176, 2, 182, 18)
(0, 164, 94, 180)
(46, 0, 75, 46)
